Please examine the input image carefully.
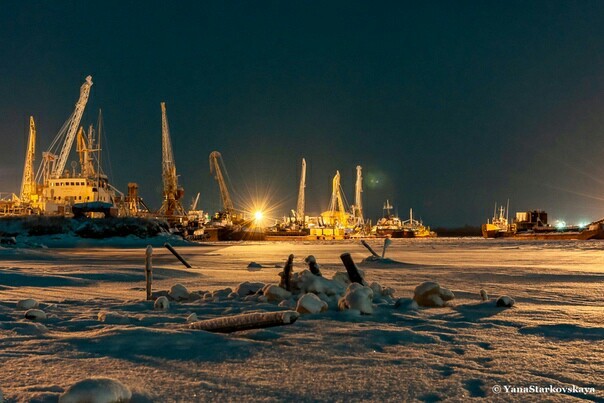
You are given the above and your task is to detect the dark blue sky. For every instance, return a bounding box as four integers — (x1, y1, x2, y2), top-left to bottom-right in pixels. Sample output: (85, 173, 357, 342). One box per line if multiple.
(2, 1, 604, 226)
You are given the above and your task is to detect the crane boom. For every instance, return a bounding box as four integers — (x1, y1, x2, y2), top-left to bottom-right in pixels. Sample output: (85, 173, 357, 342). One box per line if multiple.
(20, 116, 36, 204)
(52, 75, 93, 178)
(296, 158, 306, 223)
(158, 102, 185, 216)
(209, 151, 234, 212)
(354, 165, 363, 223)
(329, 170, 346, 216)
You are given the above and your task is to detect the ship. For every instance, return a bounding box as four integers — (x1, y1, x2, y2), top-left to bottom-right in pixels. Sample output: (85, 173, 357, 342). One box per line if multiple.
(482, 204, 604, 240)
(481, 203, 515, 238)
(11, 76, 119, 218)
(373, 200, 437, 238)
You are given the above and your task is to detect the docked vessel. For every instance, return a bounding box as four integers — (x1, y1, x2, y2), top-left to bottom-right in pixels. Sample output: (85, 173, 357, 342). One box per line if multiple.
(482, 204, 604, 240)
(373, 200, 436, 238)
(13, 76, 119, 218)
(481, 203, 515, 238)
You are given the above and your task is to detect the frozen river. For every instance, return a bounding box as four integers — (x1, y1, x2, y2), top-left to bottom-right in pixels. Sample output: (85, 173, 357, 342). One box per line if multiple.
(0, 238, 602, 401)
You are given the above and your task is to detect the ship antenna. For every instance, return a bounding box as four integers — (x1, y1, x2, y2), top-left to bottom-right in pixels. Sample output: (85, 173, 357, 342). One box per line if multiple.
(506, 198, 510, 222)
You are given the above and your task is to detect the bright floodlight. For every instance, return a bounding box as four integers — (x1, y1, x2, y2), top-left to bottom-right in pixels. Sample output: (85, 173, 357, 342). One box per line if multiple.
(254, 211, 264, 222)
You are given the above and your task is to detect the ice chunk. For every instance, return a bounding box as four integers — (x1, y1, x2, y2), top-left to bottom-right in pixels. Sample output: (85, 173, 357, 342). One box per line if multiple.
(59, 378, 131, 403)
(296, 293, 328, 314)
(17, 298, 39, 310)
(413, 281, 455, 307)
(187, 313, 198, 323)
(338, 283, 374, 314)
(169, 283, 190, 301)
(235, 281, 266, 297)
(263, 284, 292, 302)
(496, 295, 515, 307)
(212, 288, 233, 300)
(247, 262, 263, 269)
(296, 270, 344, 296)
(154, 296, 170, 310)
(97, 311, 130, 325)
(480, 289, 489, 301)
(394, 298, 419, 311)
(24, 309, 46, 320)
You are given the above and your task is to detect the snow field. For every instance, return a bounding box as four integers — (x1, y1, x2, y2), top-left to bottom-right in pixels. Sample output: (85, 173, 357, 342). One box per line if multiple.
(0, 238, 602, 401)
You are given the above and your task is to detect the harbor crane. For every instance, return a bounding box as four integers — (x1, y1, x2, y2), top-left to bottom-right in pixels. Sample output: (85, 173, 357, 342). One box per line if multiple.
(209, 151, 234, 214)
(157, 102, 186, 218)
(36, 76, 93, 183)
(296, 158, 306, 224)
(321, 170, 349, 226)
(352, 165, 363, 225)
(19, 116, 36, 206)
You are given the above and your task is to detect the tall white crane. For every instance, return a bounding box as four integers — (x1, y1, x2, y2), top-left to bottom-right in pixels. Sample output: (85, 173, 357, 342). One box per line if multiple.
(353, 165, 363, 224)
(20, 116, 36, 205)
(52, 76, 93, 178)
(296, 158, 306, 223)
(158, 102, 185, 217)
(36, 76, 94, 183)
(209, 151, 234, 213)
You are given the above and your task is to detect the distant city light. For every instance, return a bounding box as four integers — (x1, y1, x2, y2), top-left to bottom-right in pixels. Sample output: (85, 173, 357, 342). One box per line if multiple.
(254, 211, 264, 223)
(555, 221, 566, 229)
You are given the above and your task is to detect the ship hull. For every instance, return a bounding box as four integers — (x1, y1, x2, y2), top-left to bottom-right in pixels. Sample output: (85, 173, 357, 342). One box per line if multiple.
(482, 222, 604, 240)
(203, 227, 266, 241)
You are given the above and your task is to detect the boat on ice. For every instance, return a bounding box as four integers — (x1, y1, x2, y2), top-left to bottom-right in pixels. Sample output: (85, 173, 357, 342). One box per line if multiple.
(482, 204, 604, 240)
(373, 200, 436, 238)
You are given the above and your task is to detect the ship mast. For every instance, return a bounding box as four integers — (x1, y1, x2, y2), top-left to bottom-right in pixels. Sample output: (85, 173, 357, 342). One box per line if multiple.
(20, 116, 36, 205)
(383, 199, 393, 217)
(296, 158, 306, 224)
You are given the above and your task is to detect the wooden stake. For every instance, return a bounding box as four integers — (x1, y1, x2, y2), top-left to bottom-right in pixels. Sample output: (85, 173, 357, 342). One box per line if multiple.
(279, 254, 294, 291)
(189, 311, 299, 333)
(164, 243, 192, 268)
(305, 255, 322, 277)
(381, 238, 392, 258)
(145, 245, 153, 300)
(340, 252, 365, 284)
(361, 240, 379, 257)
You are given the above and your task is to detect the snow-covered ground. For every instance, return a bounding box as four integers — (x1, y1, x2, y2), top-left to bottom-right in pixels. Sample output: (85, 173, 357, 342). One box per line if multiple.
(0, 238, 602, 402)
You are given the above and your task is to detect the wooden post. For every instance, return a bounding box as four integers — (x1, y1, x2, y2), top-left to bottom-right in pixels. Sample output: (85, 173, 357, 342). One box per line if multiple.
(340, 252, 365, 284)
(381, 238, 392, 258)
(361, 240, 379, 257)
(304, 255, 322, 276)
(189, 311, 299, 333)
(145, 245, 153, 300)
(279, 254, 294, 291)
(164, 243, 192, 268)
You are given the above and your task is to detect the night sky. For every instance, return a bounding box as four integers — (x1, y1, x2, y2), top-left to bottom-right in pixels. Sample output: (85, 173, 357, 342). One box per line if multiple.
(2, 1, 604, 227)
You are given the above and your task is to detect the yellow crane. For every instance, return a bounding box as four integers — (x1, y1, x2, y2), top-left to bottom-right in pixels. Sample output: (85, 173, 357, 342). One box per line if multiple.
(296, 158, 306, 224)
(19, 116, 37, 207)
(158, 102, 186, 218)
(321, 170, 350, 227)
(209, 151, 234, 214)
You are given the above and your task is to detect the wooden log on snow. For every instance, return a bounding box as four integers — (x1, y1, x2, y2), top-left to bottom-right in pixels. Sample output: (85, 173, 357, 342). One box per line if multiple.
(361, 240, 379, 257)
(164, 243, 192, 268)
(145, 245, 153, 300)
(279, 254, 294, 291)
(340, 252, 365, 284)
(189, 310, 299, 333)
